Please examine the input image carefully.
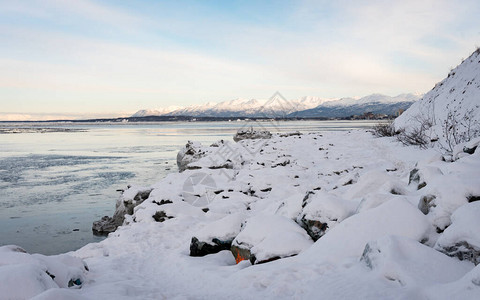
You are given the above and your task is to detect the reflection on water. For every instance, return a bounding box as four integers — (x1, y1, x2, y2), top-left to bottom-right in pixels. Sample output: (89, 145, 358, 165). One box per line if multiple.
(0, 120, 376, 254)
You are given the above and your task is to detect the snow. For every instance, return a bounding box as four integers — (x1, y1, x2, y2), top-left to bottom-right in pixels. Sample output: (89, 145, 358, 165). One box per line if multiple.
(361, 235, 472, 286)
(232, 214, 313, 263)
(1, 123, 479, 298)
(194, 213, 246, 245)
(435, 201, 480, 251)
(0, 245, 87, 299)
(394, 49, 480, 149)
(299, 199, 432, 265)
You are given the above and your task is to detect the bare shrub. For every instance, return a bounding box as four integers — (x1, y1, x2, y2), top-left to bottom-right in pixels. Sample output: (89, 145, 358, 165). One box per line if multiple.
(372, 121, 397, 137)
(439, 108, 480, 153)
(396, 127, 430, 149)
(395, 114, 434, 149)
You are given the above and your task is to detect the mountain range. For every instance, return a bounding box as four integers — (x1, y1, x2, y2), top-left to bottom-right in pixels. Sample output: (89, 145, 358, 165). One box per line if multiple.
(132, 93, 421, 119)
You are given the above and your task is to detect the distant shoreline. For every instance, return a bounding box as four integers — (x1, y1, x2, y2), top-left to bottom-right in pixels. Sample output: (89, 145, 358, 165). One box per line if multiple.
(0, 115, 394, 123)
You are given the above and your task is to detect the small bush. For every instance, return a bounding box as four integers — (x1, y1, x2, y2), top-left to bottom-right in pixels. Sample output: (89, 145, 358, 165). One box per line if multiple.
(396, 128, 430, 149)
(372, 121, 397, 137)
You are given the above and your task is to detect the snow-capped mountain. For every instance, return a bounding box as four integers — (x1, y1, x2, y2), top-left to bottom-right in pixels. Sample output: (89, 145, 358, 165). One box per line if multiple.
(131, 106, 182, 117)
(291, 93, 420, 118)
(131, 93, 418, 118)
(394, 48, 480, 145)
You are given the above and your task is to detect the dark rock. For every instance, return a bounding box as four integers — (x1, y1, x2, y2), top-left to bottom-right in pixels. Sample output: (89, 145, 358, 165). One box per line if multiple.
(92, 188, 152, 235)
(68, 278, 82, 288)
(190, 237, 232, 257)
(438, 241, 480, 265)
(298, 217, 328, 241)
(468, 195, 480, 203)
(92, 216, 120, 235)
(463, 145, 478, 154)
(408, 168, 420, 185)
(208, 162, 234, 169)
(279, 131, 302, 137)
(233, 127, 272, 142)
(153, 211, 174, 222)
(133, 190, 152, 202)
(417, 182, 427, 190)
(153, 199, 173, 205)
(418, 194, 436, 215)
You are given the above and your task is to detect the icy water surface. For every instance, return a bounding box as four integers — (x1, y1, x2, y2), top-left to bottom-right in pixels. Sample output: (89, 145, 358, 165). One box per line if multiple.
(0, 120, 377, 254)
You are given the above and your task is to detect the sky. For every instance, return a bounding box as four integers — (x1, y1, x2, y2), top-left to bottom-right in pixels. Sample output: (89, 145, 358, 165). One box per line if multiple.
(1, 0, 480, 120)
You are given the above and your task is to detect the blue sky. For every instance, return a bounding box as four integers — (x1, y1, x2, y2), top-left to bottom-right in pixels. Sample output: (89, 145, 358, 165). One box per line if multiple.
(1, 0, 479, 120)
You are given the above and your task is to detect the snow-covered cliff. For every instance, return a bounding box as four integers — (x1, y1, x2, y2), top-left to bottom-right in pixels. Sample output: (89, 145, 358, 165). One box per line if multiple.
(395, 49, 480, 150)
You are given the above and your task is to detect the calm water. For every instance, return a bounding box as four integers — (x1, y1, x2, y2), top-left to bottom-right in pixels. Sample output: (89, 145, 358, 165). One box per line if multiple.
(0, 120, 376, 254)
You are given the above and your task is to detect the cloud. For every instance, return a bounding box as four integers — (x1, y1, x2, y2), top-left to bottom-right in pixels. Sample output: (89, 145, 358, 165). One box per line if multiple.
(0, 0, 479, 117)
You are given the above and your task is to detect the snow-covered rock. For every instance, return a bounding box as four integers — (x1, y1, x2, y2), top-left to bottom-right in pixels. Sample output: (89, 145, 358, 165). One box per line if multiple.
(299, 199, 432, 264)
(297, 190, 357, 240)
(176, 141, 209, 172)
(92, 186, 152, 234)
(190, 213, 246, 257)
(0, 245, 88, 299)
(361, 235, 473, 287)
(233, 127, 272, 142)
(231, 214, 313, 264)
(435, 201, 480, 265)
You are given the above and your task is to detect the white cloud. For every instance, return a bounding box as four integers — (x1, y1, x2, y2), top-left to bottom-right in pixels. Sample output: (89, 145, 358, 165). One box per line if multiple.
(0, 0, 479, 117)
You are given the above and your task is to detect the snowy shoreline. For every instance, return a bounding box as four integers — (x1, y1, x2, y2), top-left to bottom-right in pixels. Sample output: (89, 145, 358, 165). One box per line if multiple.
(2, 128, 479, 299)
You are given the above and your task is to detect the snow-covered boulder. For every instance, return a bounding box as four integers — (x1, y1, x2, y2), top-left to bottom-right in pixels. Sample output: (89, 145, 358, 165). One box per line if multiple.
(0, 264, 58, 299)
(0, 245, 88, 299)
(343, 170, 408, 200)
(190, 213, 246, 257)
(92, 186, 152, 234)
(233, 127, 272, 142)
(134, 201, 205, 223)
(408, 166, 443, 190)
(231, 215, 313, 264)
(299, 199, 432, 264)
(435, 201, 480, 265)
(361, 236, 473, 287)
(177, 141, 209, 172)
(297, 191, 357, 240)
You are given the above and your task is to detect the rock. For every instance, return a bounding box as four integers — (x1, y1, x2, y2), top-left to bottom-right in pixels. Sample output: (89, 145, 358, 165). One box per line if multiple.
(233, 127, 272, 142)
(435, 201, 480, 265)
(92, 216, 119, 235)
(190, 213, 245, 257)
(92, 186, 152, 234)
(190, 237, 231, 257)
(0, 245, 88, 298)
(418, 194, 437, 215)
(278, 131, 302, 137)
(231, 215, 313, 264)
(297, 191, 357, 241)
(360, 236, 472, 287)
(453, 137, 480, 160)
(177, 141, 207, 172)
(152, 211, 174, 222)
(408, 166, 443, 190)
